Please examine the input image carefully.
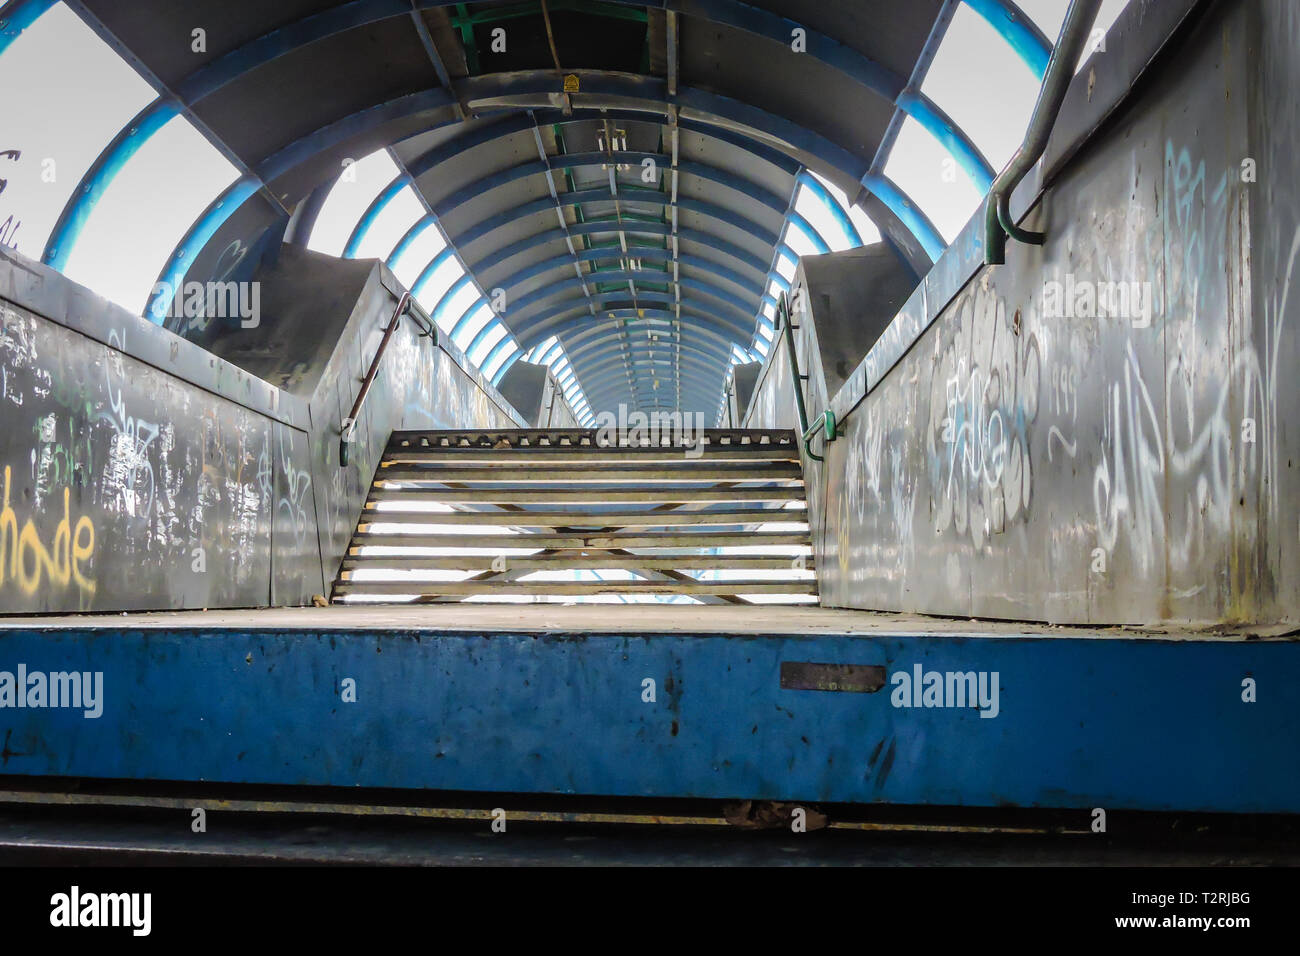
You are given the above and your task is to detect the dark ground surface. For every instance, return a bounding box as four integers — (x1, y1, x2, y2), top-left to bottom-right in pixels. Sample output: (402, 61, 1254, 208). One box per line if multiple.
(0, 804, 1295, 866)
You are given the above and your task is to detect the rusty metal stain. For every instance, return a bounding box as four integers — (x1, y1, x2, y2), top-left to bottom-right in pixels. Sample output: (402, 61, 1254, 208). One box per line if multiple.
(780, 661, 885, 693)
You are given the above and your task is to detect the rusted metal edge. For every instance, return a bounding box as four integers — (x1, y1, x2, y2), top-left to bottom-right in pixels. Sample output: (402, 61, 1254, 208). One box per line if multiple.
(0, 789, 1073, 835)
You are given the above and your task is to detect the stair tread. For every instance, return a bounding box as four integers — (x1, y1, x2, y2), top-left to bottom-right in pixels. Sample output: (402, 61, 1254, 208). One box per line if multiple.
(332, 580, 818, 596)
(365, 488, 806, 503)
(388, 428, 797, 447)
(382, 448, 800, 463)
(377, 463, 804, 482)
(341, 555, 814, 570)
(349, 531, 812, 549)
(357, 508, 805, 527)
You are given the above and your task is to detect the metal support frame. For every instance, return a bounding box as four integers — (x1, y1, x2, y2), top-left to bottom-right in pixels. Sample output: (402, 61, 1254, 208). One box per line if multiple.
(518, 307, 748, 352)
(407, 0, 466, 119)
(557, 310, 737, 354)
(472, 219, 771, 281)
(566, 334, 729, 371)
(512, 298, 753, 345)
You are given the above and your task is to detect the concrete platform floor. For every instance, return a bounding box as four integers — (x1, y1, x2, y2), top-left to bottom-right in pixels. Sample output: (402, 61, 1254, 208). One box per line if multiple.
(0, 603, 1292, 640)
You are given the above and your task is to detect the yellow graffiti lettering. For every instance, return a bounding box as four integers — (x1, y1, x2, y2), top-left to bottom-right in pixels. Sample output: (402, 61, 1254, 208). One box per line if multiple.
(0, 466, 96, 596)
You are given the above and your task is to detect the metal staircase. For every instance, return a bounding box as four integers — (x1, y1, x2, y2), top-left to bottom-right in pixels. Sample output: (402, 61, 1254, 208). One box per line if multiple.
(332, 429, 817, 604)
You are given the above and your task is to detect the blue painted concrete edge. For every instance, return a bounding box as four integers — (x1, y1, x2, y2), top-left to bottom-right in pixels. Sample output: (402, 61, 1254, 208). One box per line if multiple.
(0, 627, 1294, 813)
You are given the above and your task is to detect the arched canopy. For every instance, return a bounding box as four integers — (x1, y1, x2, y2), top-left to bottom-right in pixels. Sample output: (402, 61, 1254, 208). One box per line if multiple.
(0, 0, 1124, 415)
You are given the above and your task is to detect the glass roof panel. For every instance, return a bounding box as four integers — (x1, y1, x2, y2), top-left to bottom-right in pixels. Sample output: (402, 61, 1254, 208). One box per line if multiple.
(353, 184, 424, 262)
(0, 2, 156, 261)
(883, 116, 984, 243)
(307, 149, 399, 258)
(63, 115, 239, 315)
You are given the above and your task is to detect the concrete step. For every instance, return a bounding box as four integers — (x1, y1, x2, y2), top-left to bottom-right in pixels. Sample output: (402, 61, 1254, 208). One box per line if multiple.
(331, 579, 818, 598)
(376, 462, 804, 482)
(355, 508, 805, 528)
(364, 487, 807, 504)
(340, 555, 814, 571)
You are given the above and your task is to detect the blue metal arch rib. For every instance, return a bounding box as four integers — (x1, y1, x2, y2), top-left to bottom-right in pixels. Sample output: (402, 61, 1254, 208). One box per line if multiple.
(962, 0, 1053, 78)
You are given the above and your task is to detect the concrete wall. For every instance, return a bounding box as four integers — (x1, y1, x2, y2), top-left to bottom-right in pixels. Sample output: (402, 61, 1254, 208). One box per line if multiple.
(496, 360, 581, 428)
(747, 0, 1298, 628)
(725, 361, 761, 427)
(0, 247, 523, 614)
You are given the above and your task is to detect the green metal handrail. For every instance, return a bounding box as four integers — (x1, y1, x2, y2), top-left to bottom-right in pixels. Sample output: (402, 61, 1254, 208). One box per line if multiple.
(984, 0, 1103, 264)
(776, 291, 836, 463)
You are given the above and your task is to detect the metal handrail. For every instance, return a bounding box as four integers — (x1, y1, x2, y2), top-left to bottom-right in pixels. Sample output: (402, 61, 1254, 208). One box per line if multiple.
(984, 0, 1103, 265)
(339, 291, 433, 467)
(777, 291, 835, 463)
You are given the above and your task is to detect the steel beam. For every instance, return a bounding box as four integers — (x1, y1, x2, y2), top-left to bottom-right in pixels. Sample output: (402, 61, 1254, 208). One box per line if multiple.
(513, 298, 753, 345)
(486, 248, 764, 300)
(535, 308, 746, 351)
(471, 220, 771, 278)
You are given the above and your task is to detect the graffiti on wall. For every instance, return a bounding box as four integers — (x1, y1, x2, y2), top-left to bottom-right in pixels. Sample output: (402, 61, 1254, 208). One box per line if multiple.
(0, 147, 21, 250)
(0, 302, 280, 612)
(927, 286, 1041, 550)
(816, 106, 1293, 624)
(0, 464, 96, 598)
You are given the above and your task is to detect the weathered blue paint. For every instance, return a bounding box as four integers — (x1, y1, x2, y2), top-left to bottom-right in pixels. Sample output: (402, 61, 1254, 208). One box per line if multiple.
(447, 297, 486, 342)
(485, 270, 757, 327)
(0, 626, 1293, 812)
(584, 373, 721, 409)
(255, 88, 456, 185)
(579, 354, 728, 387)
